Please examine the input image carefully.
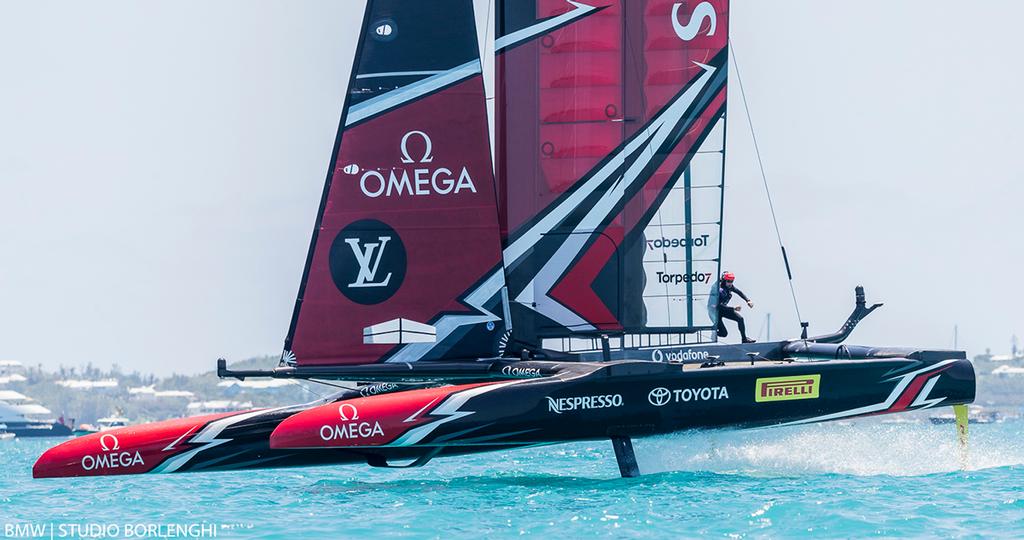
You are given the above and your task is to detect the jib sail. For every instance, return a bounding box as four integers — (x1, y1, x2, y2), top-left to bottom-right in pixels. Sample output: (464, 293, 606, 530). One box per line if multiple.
(495, 0, 729, 349)
(284, 0, 508, 366)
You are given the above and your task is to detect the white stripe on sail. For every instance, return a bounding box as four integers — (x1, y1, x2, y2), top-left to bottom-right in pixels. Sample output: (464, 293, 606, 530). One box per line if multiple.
(495, 1, 598, 52)
(346, 60, 481, 126)
(355, 70, 445, 79)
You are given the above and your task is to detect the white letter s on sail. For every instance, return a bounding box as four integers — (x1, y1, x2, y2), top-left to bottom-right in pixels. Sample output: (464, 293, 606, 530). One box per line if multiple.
(672, 2, 717, 41)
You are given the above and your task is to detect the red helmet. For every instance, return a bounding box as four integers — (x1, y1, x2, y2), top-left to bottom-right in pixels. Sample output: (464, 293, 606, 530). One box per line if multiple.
(721, 271, 735, 282)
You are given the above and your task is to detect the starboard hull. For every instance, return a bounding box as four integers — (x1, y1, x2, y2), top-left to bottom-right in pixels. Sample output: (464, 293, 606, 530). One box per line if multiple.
(33, 356, 974, 478)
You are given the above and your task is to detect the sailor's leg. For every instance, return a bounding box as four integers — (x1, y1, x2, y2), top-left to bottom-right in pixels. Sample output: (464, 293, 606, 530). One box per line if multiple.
(720, 307, 743, 337)
(735, 312, 748, 340)
(717, 314, 729, 337)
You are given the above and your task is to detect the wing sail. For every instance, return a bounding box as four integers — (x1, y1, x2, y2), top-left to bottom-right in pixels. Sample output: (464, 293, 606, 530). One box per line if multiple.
(495, 0, 729, 350)
(284, 0, 508, 366)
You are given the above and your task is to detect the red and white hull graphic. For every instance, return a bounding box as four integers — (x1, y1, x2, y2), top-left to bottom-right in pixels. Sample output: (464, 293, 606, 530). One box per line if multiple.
(270, 382, 513, 449)
(33, 413, 238, 478)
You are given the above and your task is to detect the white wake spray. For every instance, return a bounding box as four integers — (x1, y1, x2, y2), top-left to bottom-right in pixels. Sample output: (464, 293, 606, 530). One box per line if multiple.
(636, 419, 1024, 477)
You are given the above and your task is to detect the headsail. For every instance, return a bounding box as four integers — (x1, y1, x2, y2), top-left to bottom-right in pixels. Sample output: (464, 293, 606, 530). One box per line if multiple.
(284, 0, 508, 366)
(495, 0, 729, 350)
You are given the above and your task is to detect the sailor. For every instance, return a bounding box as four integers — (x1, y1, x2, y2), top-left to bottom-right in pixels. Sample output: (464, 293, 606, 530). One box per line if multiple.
(717, 271, 755, 343)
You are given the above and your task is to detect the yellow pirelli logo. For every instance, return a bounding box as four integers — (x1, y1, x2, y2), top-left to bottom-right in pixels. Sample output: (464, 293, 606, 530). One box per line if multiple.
(755, 374, 821, 402)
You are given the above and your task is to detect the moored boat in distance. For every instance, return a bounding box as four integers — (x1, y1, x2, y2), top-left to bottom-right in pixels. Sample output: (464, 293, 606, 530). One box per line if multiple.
(33, 0, 975, 479)
(0, 390, 72, 438)
(72, 426, 97, 437)
(96, 416, 131, 430)
(75, 414, 134, 436)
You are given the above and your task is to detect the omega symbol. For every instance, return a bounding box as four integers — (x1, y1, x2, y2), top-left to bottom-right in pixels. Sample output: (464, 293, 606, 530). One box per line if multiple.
(339, 403, 359, 421)
(99, 433, 120, 452)
(399, 130, 434, 164)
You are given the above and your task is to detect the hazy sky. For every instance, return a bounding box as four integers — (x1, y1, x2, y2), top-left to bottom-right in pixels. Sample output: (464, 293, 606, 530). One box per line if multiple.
(2, 1, 1022, 376)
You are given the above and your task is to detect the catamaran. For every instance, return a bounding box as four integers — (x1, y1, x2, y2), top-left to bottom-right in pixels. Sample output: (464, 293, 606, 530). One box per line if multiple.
(34, 0, 975, 479)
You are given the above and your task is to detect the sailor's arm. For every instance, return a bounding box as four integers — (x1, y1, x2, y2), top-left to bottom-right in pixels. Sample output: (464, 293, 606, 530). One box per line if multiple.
(734, 287, 754, 308)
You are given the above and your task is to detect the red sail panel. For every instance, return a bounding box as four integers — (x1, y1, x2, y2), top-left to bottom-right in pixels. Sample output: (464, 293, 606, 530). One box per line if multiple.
(500, 1, 625, 236)
(285, 0, 507, 366)
(495, 0, 729, 348)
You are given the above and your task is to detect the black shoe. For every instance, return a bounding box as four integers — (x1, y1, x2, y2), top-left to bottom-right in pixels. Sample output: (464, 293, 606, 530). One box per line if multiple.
(742, 337, 756, 343)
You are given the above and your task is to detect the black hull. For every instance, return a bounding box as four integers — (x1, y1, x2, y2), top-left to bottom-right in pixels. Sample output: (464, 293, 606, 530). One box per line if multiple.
(33, 353, 975, 478)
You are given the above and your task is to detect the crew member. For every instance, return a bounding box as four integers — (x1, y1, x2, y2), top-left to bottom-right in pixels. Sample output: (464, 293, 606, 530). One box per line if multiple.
(717, 271, 755, 343)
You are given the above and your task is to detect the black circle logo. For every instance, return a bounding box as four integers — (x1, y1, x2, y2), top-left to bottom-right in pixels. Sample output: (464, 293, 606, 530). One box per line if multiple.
(329, 219, 406, 305)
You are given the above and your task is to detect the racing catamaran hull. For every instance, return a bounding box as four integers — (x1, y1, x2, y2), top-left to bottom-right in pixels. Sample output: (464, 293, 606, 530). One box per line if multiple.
(34, 351, 974, 478)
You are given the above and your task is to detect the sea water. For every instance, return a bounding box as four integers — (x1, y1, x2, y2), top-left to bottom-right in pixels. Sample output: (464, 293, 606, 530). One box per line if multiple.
(2, 420, 1023, 539)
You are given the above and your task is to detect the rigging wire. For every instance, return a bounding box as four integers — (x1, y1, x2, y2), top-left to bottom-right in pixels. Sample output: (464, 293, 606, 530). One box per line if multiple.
(291, 379, 329, 399)
(483, 0, 495, 104)
(307, 378, 359, 391)
(729, 44, 804, 328)
(292, 378, 362, 401)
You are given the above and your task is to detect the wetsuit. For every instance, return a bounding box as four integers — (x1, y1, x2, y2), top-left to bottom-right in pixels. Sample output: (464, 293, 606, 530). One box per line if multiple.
(717, 282, 750, 340)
